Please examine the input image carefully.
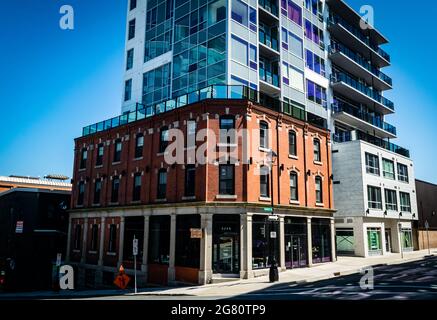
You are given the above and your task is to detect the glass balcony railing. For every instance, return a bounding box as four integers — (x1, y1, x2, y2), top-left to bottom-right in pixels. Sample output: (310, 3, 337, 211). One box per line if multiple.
(82, 85, 326, 137)
(333, 130, 409, 158)
(259, 30, 279, 52)
(329, 43, 392, 86)
(259, 0, 279, 16)
(328, 15, 390, 63)
(259, 68, 280, 87)
(331, 72, 394, 111)
(332, 99, 397, 135)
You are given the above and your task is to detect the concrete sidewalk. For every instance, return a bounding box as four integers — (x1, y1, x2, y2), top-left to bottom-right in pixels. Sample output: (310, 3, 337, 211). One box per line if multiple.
(1, 249, 436, 299)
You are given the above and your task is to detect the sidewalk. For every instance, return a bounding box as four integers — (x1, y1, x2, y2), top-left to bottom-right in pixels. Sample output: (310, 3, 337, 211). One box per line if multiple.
(1, 249, 435, 299)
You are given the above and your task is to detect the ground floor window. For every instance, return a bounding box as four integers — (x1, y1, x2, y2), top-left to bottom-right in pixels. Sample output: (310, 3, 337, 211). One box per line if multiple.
(284, 217, 307, 268)
(212, 215, 240, 274)
(252, 216, 280, 269)
(148, 216, 170, 265)
(336, 228, 355, 255)
(176, 215, 201, 269)
(123, 217, 144, 262)
(367, 228, 382, 255)
(401, 228, 413, 251)
(312, 219, 332, 263)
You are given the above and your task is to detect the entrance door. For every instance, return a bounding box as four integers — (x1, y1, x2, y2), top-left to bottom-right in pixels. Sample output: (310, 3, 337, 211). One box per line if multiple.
(385, 229, 392, 253)
(285, 234, 307, 269)
(212, 215, 240, 274)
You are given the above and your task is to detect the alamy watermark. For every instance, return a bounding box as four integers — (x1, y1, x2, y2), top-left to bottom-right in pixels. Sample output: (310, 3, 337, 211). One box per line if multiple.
(59, 5, 74, 30)
(360, 5, 374, 30)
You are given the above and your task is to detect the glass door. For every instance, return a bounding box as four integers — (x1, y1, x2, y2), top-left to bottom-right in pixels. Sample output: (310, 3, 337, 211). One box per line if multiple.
(385, 229, 392, 253)
(212, 215, 240, 274)
(285, 234, 307, 269)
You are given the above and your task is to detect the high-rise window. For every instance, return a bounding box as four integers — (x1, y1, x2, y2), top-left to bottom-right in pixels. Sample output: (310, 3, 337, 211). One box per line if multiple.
(124, 79, 132, 101)
(307, 80, 327, 107)
(231, 0, 248, 26)
(304, 19, 324, 47)
(219, 165, 234, 195)
(129, 0, 137, 11)
(289, 131, 297, 156)
(157, 169, 167, 199)
(313, 139, 321, 162)
(77, 182, 85, 206)
(135, 133, 144, 159)
(400, 192, 411, 213)
(384, 189, 398, 211)
(290, 172, 298, 201)
(382, 158, 395, 180)
(397, 163, 409, 183)
(184, 165, 196, 197)
(108, 224, 117, 253)
(159, 127, 169, 153)
(231, 35, 248, 65)
(365, 152, 380, 175)
(260, 121, 269, 149)
(126, 49, 134, 70)
(128, 19, 136, 40)
(93, 179, 102, 205)
(80, 148, 87, 169)
(142, 63, 171, 106)
(111, 177, 120, 203)
(368, 186, 382, 210)
(260, 166, 270, 198)
(281, 0, 302, 26)
(114, 139, 122, 163)
(315, 176, 323, 204)
(305, 49, 326, 76)
(96, 144, 104, 167)
(133, 173, 142, 202)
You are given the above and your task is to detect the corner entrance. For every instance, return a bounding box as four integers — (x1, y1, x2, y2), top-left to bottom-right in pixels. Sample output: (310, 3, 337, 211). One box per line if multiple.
(212, 215, 240, 275)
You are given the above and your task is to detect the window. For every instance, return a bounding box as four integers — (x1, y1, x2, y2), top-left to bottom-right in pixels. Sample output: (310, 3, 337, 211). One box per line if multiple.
(305, 0, 321, 15)
(367, 228, 382, 252)
(157, 169, 167, 199)
(113, 139, 122, 163)
(289, 32, 303, 58)
(129, 0, 136, 11)
(108, 224, 117, 253)
(128, 19, 136, 40)
(365, 152, 380, 175)
(73, 225, 82, 251)
(252, 216, 280, 269)
(306, 80, 327, 107)
(220, 115, 235, 144)
(142, 63, 171, 106)
(111, 177, 120, 203)
(96, 144, 104, 167)
(382, 158, 395, 180)
(313, 139, 321, 162)
(260, 166, 270, 198)
(315, 176, 323, 204)
(384, 189, 398, 211)
(397, 163, 409, 183)
(126, 49, 134, 70)
(93, 179, 102, 205)
(312, 219, 332, 263)
(282, 0, 302, 26)
(219, 164, 234, 195)
(305, 49, 325, 76)
(400, 192, 411, 213)
(304, 19, 324, 47)
(368, 186, 382, 210)
(159, 127, 169, 153)
(249, 45, 257, 69)
(133, 173, 142, 202)
(124, 79, 132, 101)
(149, 216, 170, 265)
(260, 121, 269, 149)
(184, 165, 196, 197)
(231, 0, 248, 26)
(80, 148, 87, 169)
(77, 182, 85, 206)
(186, 120, 197, 149)
(90, 224, 99, 252)
(290, 172, 298, 201)
(231, 35, 248, 65)
(135, 134, 144, 159)
(289, 131, 297, 156)
(282, 63, 304, 91)
(176, 215, 201, 268)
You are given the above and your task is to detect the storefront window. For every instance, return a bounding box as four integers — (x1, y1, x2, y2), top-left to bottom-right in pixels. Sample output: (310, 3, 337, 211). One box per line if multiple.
(312, 219, 332, 263)
(213, 215, 240, 274)
(123, 217, 144, 262)
(148, 216, 170, 265)
(284, 218, 307, 268)
(175, 215, 201, 269)
(402, 229, 413, 250)
(367, 228, 382, 255)
(252, 216, 280, 269)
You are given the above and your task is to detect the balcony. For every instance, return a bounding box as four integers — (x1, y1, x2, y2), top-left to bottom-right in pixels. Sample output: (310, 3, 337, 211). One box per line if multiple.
(82, 85, 327, 137)
(331, 72, 394, 115)
(328, 14, 390, 68)
(258, 0, 279, 17)
(259, 66, 280, 95)
(333, 130, 410, 158)
(332, 99, 396, 139)
(329, 42, 392, 91)
(259, 28, 279, 55)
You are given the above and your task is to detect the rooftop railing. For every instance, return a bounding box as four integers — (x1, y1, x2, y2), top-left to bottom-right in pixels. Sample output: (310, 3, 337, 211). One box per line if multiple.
(82, 85, 327, 137)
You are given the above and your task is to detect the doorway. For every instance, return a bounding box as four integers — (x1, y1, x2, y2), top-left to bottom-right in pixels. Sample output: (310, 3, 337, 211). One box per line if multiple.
(385, 229, 392, 253)
(212, 215, 240, 274)
(285, 234, 307, 268)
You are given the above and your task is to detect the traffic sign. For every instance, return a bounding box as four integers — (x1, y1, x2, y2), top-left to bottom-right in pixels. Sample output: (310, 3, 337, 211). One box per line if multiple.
(133, 238, 139, 256)
(15, 221, 24, 234)
(114, 265, 130, 290)
(263, 207, 273, 213)
(190, 228, 203, 239)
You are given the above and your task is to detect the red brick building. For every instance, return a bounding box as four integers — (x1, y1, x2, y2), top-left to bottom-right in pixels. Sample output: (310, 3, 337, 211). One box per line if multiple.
(67, 92, 335, 287)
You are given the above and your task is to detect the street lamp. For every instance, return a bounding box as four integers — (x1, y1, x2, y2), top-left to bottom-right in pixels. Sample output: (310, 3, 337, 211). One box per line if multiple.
(267, 150, 279, 283)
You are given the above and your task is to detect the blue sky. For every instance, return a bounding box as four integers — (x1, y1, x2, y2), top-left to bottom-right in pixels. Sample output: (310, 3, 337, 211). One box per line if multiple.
(0, 0, 436, 183)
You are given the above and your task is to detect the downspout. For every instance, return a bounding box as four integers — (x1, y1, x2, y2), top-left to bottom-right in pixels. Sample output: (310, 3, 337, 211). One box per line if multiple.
(276, 115, 281, 206)
(303, 126, 308, 207)
(326, 134, 332, 209)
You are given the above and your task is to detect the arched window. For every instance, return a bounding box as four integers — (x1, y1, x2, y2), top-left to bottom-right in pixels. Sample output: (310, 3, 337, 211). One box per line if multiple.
(289, 131, 297, 156)
(315, 176, 323, 204)
(260, 166, 270, 198)
(313, 138, 321, 162)
(260, 121, 269, 149)
(290, 172, 298, 201)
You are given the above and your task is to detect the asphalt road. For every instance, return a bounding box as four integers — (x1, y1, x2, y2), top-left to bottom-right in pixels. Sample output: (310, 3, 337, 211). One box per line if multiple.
(231, 256, 437, 300)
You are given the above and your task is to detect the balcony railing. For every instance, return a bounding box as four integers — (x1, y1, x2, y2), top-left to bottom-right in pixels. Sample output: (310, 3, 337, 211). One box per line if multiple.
(328, 15, 390, 62)
(259, 0, 279, 16)
(259, 30, 279, 51)
(332, 100, 396, 135)
(260, 68, 280, 87)
(82, 85, 327, 137)
(333, 130, 409, 158)
(329, 43, 392, 86)
(331, 72, 394, 111)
